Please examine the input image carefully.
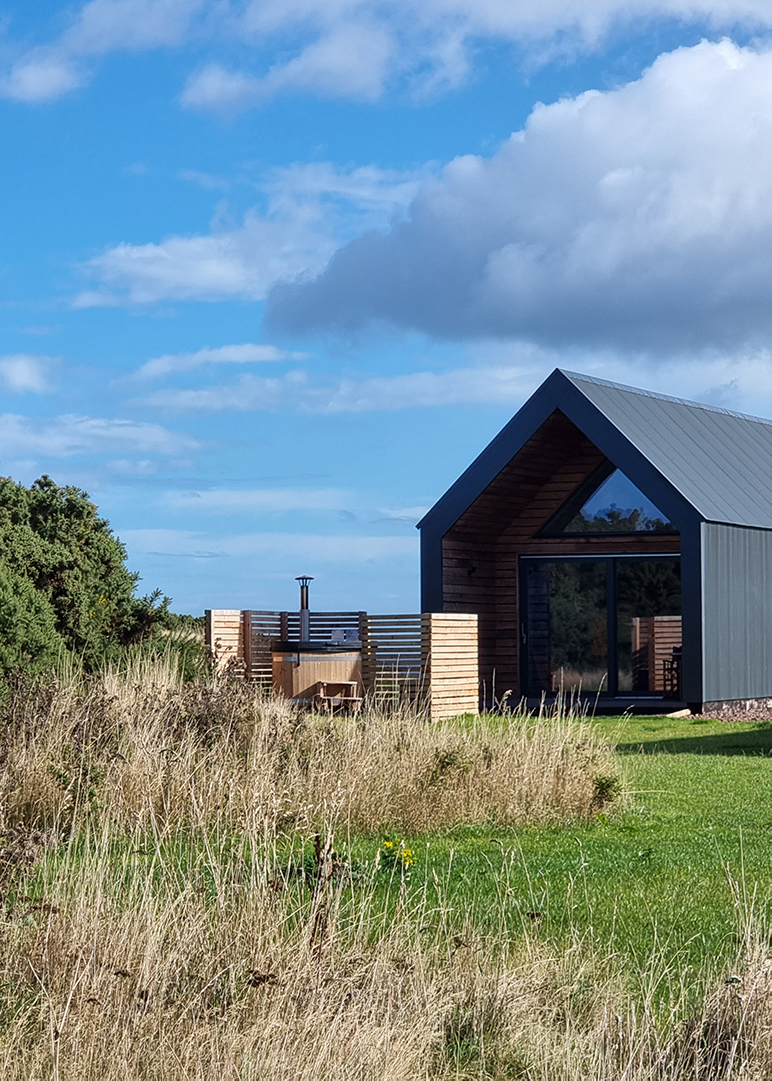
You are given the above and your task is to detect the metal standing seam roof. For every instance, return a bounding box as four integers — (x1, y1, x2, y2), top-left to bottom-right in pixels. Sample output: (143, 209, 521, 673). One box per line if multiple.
(563, 371, 772, 529)
(418, 368, 772, 533)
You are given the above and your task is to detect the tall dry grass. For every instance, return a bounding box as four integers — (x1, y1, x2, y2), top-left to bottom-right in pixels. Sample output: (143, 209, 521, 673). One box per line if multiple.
(0, 659, 615, 836)
(3, 660, 766, 1078)
(1, 814, 770, 1079)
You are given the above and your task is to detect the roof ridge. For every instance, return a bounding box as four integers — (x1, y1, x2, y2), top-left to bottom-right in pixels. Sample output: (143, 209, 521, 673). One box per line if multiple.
(558, 368, 772, 428)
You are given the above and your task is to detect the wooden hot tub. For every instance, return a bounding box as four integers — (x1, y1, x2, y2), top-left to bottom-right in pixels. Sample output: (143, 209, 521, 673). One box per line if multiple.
(271, 641, 363, 706)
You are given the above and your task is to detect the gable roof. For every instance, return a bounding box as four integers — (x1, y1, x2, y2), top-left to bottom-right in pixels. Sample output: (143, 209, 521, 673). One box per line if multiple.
(418, 369, 772, 536)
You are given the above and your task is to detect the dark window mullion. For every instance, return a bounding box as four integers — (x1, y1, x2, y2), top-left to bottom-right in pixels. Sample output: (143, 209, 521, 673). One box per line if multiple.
(607, 559, 619, 697)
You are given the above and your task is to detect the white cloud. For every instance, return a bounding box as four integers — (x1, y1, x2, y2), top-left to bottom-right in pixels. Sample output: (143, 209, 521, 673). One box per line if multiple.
(1, 57, 83, 103)
(107, 458, 161, 476)
(74, 162, 426, 306)
(164, 486, 355, 512)
(140, 362, 539, 413)
(137, 335, 772, 418)
(135, 342, 305, 378)
(121, 528, 416, 561)
(178, 168, 230, 191)
(267, 41, 772, 355)
(6, 0, 772, 106)
(179, 64, 256, 110)
(73, 215, 320, 305)
(380, 505, 431, 520)
(181, 22, 393, 108)
(61, 0, 203, 54)
(0, 414, 200, 459)
(1, 0, 203, 102)
(0, 354, 53, 393)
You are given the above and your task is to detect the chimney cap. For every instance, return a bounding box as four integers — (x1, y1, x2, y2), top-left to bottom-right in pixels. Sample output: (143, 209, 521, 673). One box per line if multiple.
(295, 575, 314, 587)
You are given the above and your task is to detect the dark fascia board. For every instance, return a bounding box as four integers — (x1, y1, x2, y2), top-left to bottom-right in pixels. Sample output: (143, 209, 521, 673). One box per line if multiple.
(416, 368, 703, 540)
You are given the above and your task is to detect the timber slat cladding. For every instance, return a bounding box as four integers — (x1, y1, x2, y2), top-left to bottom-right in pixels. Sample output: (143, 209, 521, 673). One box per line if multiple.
(440, 407, 683, 699)
(206, 608, 480, 718)
(631, 616, 682, 693)
(205, 610, 245, 673)
(422, 613, 479, 720)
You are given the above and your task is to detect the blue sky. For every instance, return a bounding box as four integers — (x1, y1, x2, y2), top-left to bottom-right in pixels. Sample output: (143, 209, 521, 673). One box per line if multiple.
(2, 2, 772, 615)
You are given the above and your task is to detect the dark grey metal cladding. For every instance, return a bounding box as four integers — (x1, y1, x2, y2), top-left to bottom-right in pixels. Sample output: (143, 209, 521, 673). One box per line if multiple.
(419, 368, 772, 537)
(565, 372, 772, 530)
(680, 521, 703, 706)
(701, 523, 772, 702)
(420, 529, 444, 612)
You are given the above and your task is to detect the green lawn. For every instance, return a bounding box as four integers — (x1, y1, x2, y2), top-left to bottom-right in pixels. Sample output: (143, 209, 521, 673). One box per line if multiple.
(375, 715, 772, 987)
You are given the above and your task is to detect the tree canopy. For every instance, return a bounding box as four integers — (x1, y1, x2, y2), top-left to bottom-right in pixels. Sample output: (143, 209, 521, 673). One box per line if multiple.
(0, 475, 171, 672)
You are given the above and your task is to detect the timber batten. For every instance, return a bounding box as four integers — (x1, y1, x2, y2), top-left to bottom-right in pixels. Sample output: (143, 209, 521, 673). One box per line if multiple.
(205, 608, 479, 719)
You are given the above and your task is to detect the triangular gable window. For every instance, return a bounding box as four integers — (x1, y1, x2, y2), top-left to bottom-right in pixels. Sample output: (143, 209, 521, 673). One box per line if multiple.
(541, 464, 678, 535)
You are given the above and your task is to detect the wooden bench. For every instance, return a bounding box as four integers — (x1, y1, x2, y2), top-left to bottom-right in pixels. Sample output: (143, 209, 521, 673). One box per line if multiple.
(311, 680, 362, 710)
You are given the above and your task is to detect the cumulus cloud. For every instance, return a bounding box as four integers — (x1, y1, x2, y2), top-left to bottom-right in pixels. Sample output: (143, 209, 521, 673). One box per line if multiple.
(4, 0, 772, 106)
(73, 215, 322, 306)
(0, 414, 200, 459)
(74, 163, 427, 306)
(121, 528, 416, 561)
(135, 342, 305, 379)
(266, 41, 772, 354)
(0, 355, 53, 393)
(164, 486, 355, 512)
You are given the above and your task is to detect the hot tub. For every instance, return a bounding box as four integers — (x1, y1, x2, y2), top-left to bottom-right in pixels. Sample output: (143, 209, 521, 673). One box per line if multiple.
(271, 640, 363, 704)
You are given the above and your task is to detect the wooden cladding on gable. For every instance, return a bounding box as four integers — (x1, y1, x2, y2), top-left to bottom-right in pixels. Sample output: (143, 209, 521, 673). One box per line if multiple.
(440, 411, 681, 699)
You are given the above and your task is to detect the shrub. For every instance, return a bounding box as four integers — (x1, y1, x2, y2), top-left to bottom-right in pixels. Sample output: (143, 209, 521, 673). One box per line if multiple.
(0, 563, 65, 673)
(0, 474, 175, 673)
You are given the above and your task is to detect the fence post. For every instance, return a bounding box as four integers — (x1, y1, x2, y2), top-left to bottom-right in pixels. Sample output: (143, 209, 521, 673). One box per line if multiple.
(204, 610, 244, 672)
(242, 611, 253, 681)
(358, 611, 373, 693)
(421, 613, 479, 720)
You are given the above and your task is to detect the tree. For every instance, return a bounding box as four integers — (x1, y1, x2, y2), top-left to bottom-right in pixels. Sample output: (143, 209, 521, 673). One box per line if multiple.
(0, 475, 171, 670)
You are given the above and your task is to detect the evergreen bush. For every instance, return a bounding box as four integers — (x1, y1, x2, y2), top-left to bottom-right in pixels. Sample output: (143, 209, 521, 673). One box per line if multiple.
(0, 474, 176, 673)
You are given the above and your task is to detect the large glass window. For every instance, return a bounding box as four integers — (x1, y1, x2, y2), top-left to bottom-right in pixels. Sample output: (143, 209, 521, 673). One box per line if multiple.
(525, 560, 607, 694)
(522, 556, 681, 698)
(617, 560, 681, 695)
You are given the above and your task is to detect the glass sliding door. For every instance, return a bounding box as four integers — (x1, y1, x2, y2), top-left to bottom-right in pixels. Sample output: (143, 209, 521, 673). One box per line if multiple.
(616, 559, 681, 696)
(524, 559, 607, 694)
(522, 555, 681, 699)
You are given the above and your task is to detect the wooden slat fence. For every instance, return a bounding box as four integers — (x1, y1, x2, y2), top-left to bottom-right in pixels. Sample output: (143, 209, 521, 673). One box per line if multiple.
(365, 614, 423, 704)
(632, 615, 682, 693)
(206, 609, 479, 717)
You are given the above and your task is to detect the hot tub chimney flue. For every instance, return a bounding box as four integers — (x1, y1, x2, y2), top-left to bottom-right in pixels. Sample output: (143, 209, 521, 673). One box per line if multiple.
(296, 576, 314, 642)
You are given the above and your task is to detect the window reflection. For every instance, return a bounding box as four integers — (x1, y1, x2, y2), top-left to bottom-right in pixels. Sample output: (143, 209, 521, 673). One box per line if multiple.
(617, 560, 681, 694)
(526, 560, 607, 693)
(524, 557, 682, 698)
